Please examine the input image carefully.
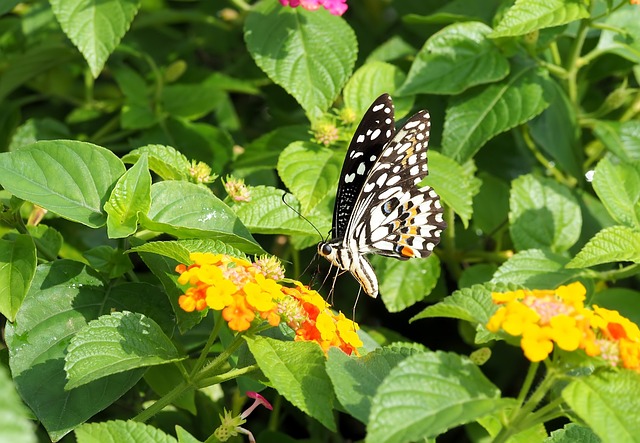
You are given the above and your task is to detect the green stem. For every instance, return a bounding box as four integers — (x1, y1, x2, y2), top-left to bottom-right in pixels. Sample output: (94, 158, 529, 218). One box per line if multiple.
(598, 263, 640, 282)
(511, 362, 539, 418)
(521, 126, 577, 188)
(229, 0, 251, 10)
(441, 206, 461, 280)
(267, 393, 282, 431)
(134, 380, 192, 422)
(195, 365, 258, 388)
(193, 334, 248, 383)
(537, 60, 568, 78)
(565, 19, 590, 103)
(191, 312, 224, 376)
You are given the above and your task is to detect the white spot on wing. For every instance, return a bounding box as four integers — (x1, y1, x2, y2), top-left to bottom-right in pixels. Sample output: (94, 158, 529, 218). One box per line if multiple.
(371, 128, 381, 140)
(356, 162, 366, 175)
(345, 173, 355, 183)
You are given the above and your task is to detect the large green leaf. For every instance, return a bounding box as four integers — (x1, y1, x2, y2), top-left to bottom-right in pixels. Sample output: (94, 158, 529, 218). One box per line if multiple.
(373, 254, 441, 312)
(277, 142, 342, 215)
(104, 154, 151, 238)
(50, 0, 141, 77)
(491, 0, 589, 38)
(142, 181, 263, 254)
(0, 140, 125, 228)
(591, 157, 640, 229)
(0, 235, 36, 322)
(230, 186, 325, 238)
(4, 261, 170, 440)
(65, 312, 182, 389)
(563, 371, 640, 443)
(122, 145, 192, 181)
(491, 249, 581, 288)
(509, 174, 581, 252)
(244, 0, 356, 121)
(366, 350, 512, 443)
(245, 336, 336, 431)
(547, 424, 602, 443)
(75, 421, 177, 443)
(595, 4, 640, 63)
(442, 63, 554, 163)
(411, 283, 497, 325)
(593, 121, 640, 162)
(325, 345, 422, 424)
(399, 22, 509, 96)
(567, 225, 640, 268)
(0, 366, 36, 443)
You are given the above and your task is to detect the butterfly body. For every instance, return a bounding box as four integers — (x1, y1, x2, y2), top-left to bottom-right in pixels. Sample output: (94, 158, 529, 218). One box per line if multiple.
(317, 94, 446, 298)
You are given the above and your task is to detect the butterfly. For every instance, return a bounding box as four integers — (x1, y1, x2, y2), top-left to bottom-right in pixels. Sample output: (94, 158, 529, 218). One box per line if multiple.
(317, 93, 446, 298)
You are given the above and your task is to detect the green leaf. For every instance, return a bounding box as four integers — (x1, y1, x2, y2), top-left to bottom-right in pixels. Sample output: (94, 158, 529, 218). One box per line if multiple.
(0, 366, 36, 443)
(142, 181, 263, 254)
(4, 261, 149, 440)
(343, 61, 412, 118)
(0, 235, 36, 322)
(372, 254, 441, 312)
(277, 142, 342, 215)
(398, 22, 509, 96)
(425, 151, 480, 228)
(230, 186, 326, 238)
(562, 371, 640, 443)
(65, 311, 182, 390)
(0, 140, 126, 228)
(567, 226, 640, 268)
(366, 350, 511, 443)
(491, 249, 580, 288)
(122, 145, 191, 181)
(591, 157, 640, 228)
(50, 0, 141, 77)
(112, 65, 157, 130)
(509, 174, 581, 252)
(131, 239, 247, 265)
(442, 63, 554, 163)
(595, 4, 640, 63)
(244, 0, 357, 121)
(593, 121, 640, 162)
(161, 77, 225, 120)
(547, 424, 602, 443)
(9, 118, 71, 150)
(528, 80, 582, 179)
(411, 283, 496, 325)
(244, 336, 336, 431)
(472, 173, 510, 234)
(366, 36, 416, 63)
(83, 246, 134, 279)
(491, 0, 589, 38)
(326, 345, 422, 424)
(144, 365, 196, 414)
(75, 420, 177, 443)
(104, 153, 152, 238)
(233, 125, 310, 174)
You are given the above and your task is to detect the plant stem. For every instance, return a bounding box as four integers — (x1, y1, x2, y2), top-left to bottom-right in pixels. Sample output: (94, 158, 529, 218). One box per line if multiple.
(195, 365, 258, 388)
(134, 380, 191, 422)
(511, 362, 539, 417)
(520, 126, 577, 187)
(598, 263, 640, 282)
(441, 206, 462, 280)
(191, 312, 224, 376)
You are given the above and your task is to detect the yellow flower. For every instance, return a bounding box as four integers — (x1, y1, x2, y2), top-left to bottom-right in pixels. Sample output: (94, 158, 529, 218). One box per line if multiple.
(620, 339, 640, 370)
(501, 303, 540, 336)
(205, 278, 237, 310)
(316, 312, 337, 342)
(336, 314, 363, 349)
(549, 315, 581, 351)
(555, 282, 586, 308)
(521, 324, 554, 362)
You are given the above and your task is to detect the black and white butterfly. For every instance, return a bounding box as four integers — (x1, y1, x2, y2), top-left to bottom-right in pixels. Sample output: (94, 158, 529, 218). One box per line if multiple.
(317, 94, 446, 298)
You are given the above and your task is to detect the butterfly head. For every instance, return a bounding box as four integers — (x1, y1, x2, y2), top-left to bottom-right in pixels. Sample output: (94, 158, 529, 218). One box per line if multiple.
(317, 241, 337, 262)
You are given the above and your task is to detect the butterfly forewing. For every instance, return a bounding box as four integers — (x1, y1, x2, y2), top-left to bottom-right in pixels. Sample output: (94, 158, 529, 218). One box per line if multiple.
(332, 94, 395, 239)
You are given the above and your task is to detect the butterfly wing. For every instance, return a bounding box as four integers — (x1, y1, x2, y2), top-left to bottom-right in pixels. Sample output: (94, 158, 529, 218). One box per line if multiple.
(345, 109, 446, 260)
(332, 94, 395, 239)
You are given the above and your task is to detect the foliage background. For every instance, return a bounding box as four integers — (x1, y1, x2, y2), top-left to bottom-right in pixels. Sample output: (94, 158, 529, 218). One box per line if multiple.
(1, 0, 640, 442)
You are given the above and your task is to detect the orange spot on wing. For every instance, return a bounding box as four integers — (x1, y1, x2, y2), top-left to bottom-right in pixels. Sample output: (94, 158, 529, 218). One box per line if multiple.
(401, 246, 414, 257)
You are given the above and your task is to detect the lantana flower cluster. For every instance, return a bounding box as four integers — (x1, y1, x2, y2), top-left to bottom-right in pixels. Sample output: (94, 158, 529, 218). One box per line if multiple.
(487, 282, 640, 370)
(176, 252, 363, 355)
(279, 0, 348, 16)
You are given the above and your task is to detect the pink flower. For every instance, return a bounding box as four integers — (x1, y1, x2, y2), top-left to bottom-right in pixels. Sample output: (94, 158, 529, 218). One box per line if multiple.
(279, 0, 348, 16)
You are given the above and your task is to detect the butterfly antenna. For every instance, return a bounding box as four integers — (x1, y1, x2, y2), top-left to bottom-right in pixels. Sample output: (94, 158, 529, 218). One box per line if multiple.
(281, 193, 327, 241)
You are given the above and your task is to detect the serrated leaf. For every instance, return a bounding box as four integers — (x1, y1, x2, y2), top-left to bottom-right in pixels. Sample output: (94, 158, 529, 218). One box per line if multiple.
(9, 117, 71, 150)
(83, 246, 133, 279)
(0, 140, 125, 228)
(595, 4, 640, 63)
(142, 181, 263, 254)
(366, 351, 511, 443)
(343, 61, 413, 118)
(546, 423, 603, 443)
(425, 151, 479, 228)
(0, 366, 36, 443)
(122, 145, 191, 181)
(326, 345, 422, 424)
(562, 371, 640, 443)
(491, 0, 589, 38)
(50, 0, 141, 77)
(65, 312, 182, 389)
(591, 157, 640, 228)
(442, 63, 554, 163)
(75, 420, 177, 443)
(234, 125, 310, 173)
(0, 235, 36, 322)
(491, 249, 580, 288)
(230, 186, 325, 238)
(567, 225, 640, 268)
(104, 153, 151, 238)
(245, 336, 336, 431)
(366, 36, 416, 63)
(411, 283, 497, 325)
(372, 254, 441, 312)
(398, 22, 509, 96)
(593, 121, 640, 162)
(472, 172, 510, 234)
(244, 0, 356, 121)
(131, 239, 247, 265)
(277, 142, 342, 215)
(5, 261, 157, 440)
(509, 174, 581, 252)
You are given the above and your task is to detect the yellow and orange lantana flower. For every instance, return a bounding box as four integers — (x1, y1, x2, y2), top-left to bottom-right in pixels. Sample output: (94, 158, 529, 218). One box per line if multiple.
(176, 253, 363, 355)
(487, 282, 640, 370)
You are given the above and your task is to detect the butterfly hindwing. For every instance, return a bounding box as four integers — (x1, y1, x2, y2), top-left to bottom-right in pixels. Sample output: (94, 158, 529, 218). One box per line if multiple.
(332, 94, 395, 239)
